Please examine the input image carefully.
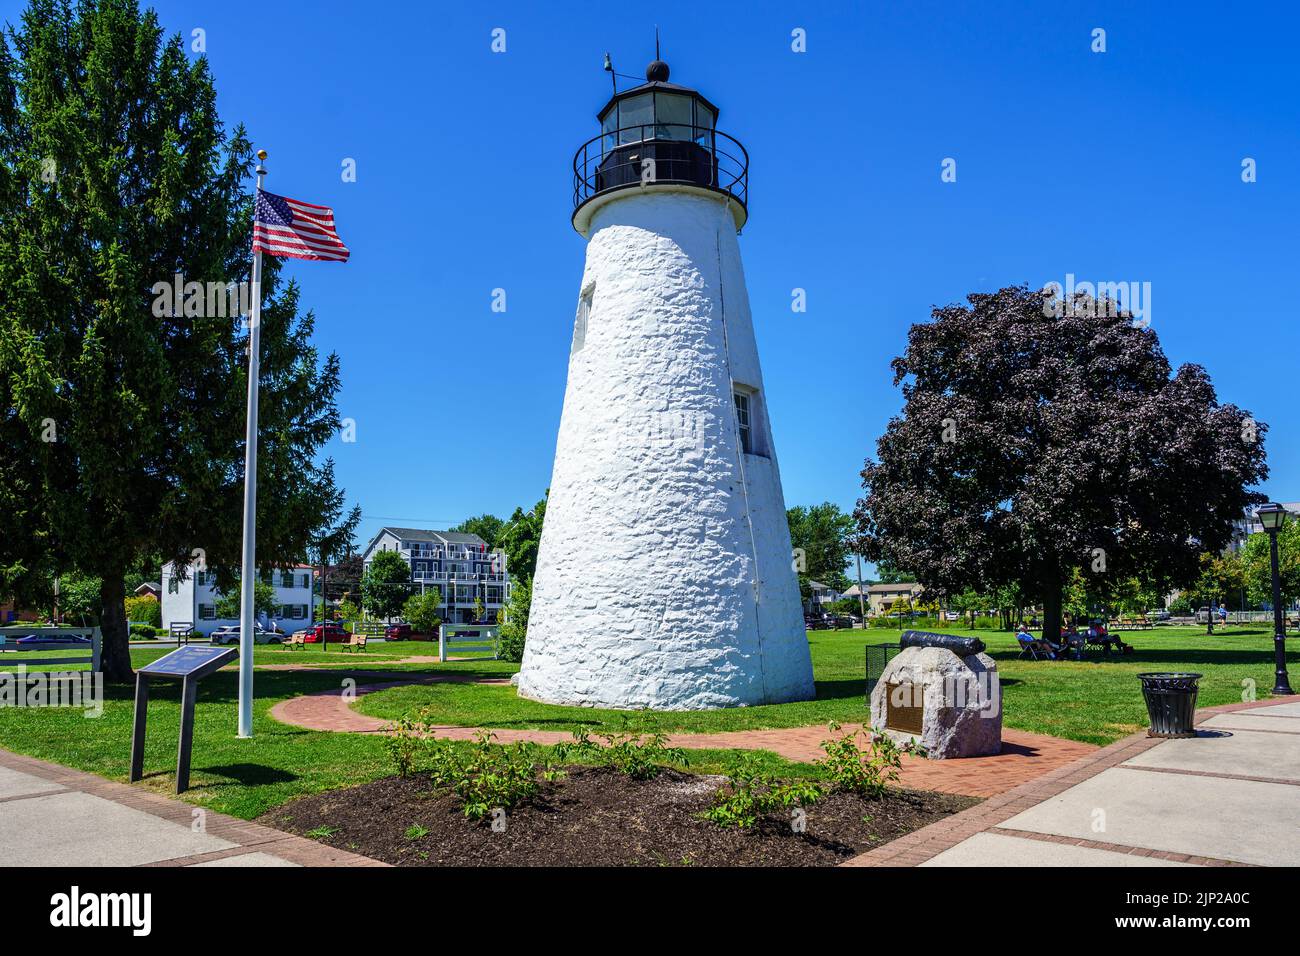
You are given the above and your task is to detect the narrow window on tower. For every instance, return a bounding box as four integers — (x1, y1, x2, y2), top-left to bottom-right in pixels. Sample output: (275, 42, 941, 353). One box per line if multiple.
(572, 283, 594, 354)
(734, 390, 753, 454)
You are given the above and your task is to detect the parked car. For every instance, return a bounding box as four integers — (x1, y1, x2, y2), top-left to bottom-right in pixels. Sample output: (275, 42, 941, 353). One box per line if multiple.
(804, 613, 829, 631)
(1149, 609, 1171, 621)
(209, 624, 283, 646)
(385, 623, 413, 641)
(306, 621, 349, 644)
(13, 632, 92, 646)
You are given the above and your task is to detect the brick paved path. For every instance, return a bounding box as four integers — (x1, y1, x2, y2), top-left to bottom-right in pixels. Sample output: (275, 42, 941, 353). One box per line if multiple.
(269, 678, 1095, 798)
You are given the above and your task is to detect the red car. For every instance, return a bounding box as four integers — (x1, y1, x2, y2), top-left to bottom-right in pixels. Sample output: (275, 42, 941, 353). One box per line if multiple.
(306, 622, 349, 644)
(385, 623, 413, 641)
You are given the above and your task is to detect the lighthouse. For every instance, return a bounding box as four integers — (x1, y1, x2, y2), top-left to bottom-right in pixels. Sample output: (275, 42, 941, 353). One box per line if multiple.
(516, 56, 815, 710)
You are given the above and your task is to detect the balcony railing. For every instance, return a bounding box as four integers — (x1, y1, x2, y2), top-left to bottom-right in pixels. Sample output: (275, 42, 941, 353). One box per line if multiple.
(573, 123, 748, 217)
(412, 572, 506, 584)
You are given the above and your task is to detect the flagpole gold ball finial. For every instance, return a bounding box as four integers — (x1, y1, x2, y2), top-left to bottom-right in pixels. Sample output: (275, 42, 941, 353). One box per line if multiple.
(256, 149, 267, 160)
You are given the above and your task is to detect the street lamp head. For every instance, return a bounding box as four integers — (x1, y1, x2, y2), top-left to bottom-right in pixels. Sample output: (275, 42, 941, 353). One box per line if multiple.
(1256, 502, 1287, 533)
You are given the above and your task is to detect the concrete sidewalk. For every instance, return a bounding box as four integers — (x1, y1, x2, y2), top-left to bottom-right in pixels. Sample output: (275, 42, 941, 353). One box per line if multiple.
(847, 698, 1300, 867)
(0, 747, 385, 867)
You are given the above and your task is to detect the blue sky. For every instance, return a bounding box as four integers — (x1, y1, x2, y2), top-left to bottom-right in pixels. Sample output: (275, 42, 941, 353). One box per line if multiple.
(11, 1, 1297, 573)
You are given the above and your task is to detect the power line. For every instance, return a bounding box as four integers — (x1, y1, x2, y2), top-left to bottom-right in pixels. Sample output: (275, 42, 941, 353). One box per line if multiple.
(360, 515, 467, 524)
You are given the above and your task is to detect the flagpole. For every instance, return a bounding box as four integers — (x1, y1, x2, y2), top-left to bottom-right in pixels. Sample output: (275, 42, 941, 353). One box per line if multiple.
(237, 149, 268, 739)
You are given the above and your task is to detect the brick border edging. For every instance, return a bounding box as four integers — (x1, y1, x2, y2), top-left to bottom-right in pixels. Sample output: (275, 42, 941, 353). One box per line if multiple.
(0, 745, 388, 867)
(841, 696, 1291, 867)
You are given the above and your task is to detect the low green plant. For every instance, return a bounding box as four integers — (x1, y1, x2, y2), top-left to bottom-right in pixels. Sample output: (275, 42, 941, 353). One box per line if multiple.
(426, 730, 551, 822)
(383, 716, 425, 778)
(305, 824, 338, 839)
(816, 721, 921, 798)
(558, 728, 689, 780)
(404, 824, 429, 840)
(701, 753, 823, 829)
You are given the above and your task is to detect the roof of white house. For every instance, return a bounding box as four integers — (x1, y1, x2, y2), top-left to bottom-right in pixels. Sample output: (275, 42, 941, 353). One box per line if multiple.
(364, 527, 489, 556)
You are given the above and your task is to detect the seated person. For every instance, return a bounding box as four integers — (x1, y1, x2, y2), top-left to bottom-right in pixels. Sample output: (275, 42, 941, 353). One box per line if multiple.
(1017, 623, 1059, 659)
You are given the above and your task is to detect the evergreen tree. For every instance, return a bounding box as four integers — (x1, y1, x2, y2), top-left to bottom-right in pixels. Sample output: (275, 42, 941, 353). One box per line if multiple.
(0, 0, 357, 679)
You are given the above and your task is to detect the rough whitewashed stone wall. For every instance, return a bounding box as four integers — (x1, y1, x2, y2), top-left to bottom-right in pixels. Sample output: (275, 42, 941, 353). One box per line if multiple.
(517, 190, 814, 710)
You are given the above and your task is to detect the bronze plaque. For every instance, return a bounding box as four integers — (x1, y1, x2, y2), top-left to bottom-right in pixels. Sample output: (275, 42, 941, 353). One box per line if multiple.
(884, 681, 924, 735)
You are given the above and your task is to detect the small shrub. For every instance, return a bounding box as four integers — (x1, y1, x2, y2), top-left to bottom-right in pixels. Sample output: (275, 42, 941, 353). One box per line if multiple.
(426, 730, 550, 822)
(124, 595, 161, 628)
(816, 722, 922, 799)
(701, 753, 822, 829)
(129, 624, 157, 639)
(497, 577, 531, 663)
(558, 729, 689, 780)
(384, 716, 425, 778)
(972, 615, 998, 629)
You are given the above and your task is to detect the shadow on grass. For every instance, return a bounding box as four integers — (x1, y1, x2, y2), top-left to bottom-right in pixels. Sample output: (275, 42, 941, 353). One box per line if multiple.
(198, 763, 298, 786)
(120, 666, 520, 706)
(988, 647, 1289, 666)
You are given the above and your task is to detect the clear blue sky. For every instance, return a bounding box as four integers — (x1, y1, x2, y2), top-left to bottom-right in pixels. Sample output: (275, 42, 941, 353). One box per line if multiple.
(12, 1, 1298, 572)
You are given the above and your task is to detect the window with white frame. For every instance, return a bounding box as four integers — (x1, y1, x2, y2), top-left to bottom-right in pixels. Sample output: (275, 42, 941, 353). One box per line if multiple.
(734, 391, 753, 454)
(733, 386, 767, 457)
(572, 283, 593, 354)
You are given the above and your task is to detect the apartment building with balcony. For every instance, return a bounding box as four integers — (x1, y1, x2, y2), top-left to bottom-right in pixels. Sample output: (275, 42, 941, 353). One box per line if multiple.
(360, 528, 508, 624)
(161, 561, 314, 636)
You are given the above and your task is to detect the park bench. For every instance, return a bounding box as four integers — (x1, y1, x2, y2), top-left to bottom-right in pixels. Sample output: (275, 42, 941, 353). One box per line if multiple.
(339, 632, 368, 654)
(281, 633, 307, 651)
(438, 624, 499, 663)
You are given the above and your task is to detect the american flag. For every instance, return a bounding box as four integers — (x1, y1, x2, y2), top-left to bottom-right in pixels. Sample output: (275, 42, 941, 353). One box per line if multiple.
(252, 189, 350, 262)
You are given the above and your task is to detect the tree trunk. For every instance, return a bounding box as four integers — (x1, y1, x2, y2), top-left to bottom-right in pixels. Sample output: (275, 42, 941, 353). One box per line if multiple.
(98, 572, 133, 683)
(1041, 581, 1063, 646)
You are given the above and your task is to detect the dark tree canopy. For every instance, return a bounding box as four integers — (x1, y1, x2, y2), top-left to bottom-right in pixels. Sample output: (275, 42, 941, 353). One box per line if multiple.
(0, 0, 356, 679)
(855, 285, 1267, 640)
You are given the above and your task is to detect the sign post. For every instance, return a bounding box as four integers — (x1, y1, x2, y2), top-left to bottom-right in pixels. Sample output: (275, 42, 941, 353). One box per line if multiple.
(129, 645, 238, 793)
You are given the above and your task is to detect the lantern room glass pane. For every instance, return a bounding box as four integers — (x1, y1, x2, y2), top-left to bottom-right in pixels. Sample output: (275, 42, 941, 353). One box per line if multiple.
(654, 92, 693, 141)
(696, 101, 716, 130)
(618, 93, 653, 144)
(600, 110, 616, 157)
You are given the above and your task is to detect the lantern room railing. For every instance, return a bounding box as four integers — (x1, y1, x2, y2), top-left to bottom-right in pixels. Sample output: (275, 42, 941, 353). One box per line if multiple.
(572, 123, 748, 215)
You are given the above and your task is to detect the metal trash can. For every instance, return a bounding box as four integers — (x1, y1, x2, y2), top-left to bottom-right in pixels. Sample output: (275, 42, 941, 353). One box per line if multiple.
(865, 642, 901, 700)
(1137, 672, 1203, 738)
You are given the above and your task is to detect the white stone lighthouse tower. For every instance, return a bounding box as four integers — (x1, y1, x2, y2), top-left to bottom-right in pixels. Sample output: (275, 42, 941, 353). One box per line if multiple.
(516, 57, 814, 710)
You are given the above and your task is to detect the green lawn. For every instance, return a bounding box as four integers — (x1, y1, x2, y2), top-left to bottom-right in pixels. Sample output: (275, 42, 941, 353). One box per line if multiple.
(356, 625, 1291, 745)
(0, 625, 1291, 819)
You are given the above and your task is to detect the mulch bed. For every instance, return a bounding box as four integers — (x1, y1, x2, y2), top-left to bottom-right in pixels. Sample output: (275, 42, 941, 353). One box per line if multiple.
(258, 767, 977, 866)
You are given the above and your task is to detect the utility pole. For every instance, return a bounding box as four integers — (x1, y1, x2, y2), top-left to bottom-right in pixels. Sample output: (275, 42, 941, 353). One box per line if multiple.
(855, 553, 867, 624)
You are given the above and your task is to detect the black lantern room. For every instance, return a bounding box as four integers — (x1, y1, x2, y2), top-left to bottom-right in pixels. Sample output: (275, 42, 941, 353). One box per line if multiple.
(572, 58, 749, 234)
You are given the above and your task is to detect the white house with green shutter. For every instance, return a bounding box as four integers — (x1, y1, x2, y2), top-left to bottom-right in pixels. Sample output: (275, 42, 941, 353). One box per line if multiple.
(161, 560, 314, 636)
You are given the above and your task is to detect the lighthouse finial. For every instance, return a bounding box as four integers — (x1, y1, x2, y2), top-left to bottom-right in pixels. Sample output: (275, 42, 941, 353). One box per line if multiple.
(646, 28, 669, 82)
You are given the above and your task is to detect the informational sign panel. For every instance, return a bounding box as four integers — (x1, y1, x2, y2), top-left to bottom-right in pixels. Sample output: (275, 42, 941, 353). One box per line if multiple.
(139, 646, 235, 680)
(130, 645, 237, 793)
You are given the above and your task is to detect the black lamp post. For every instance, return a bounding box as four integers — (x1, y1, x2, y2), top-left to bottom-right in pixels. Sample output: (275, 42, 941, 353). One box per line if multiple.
(1256, 503, 1294, 696)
